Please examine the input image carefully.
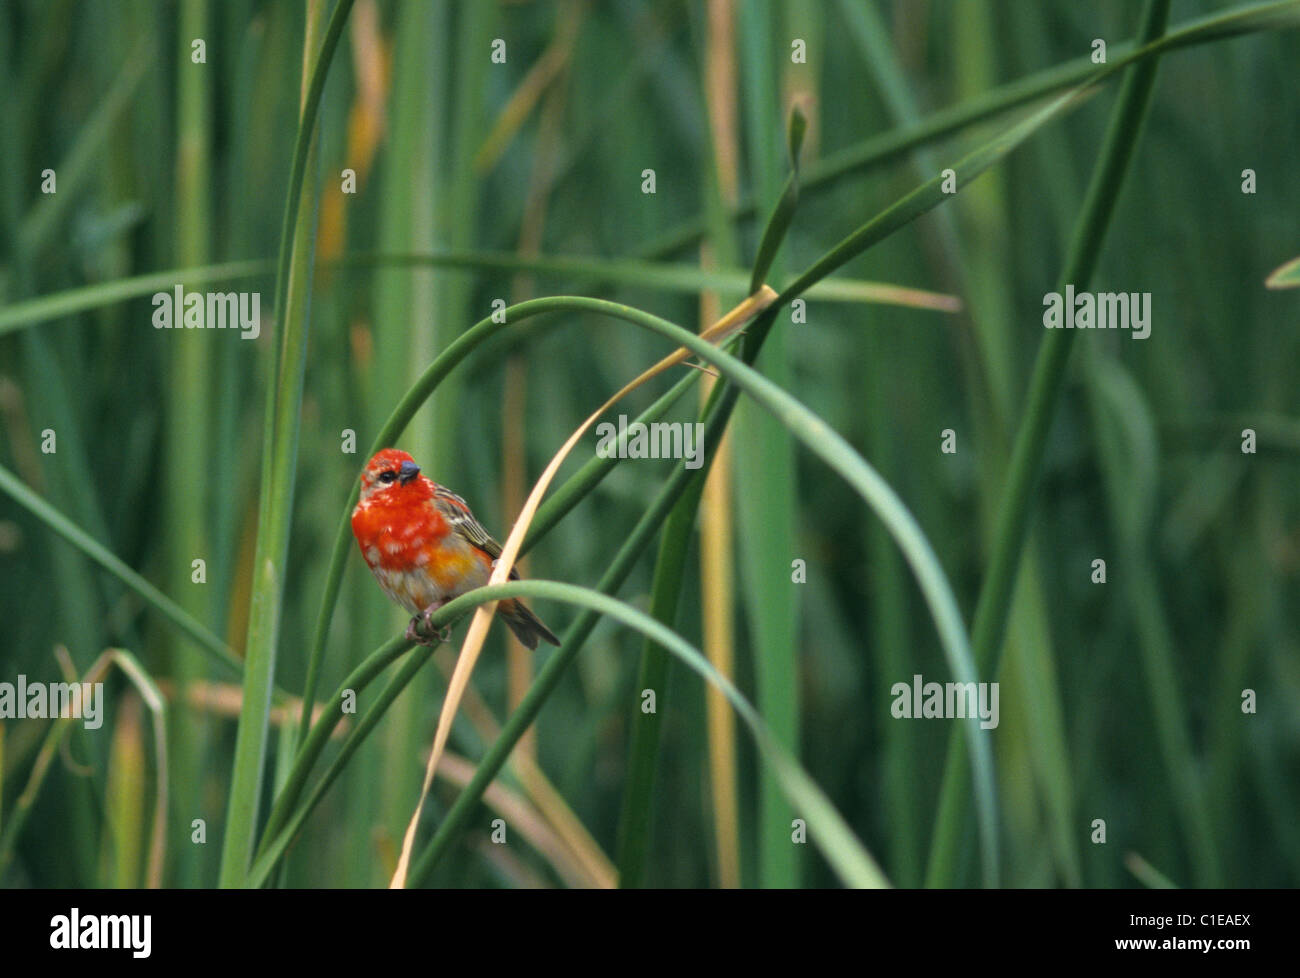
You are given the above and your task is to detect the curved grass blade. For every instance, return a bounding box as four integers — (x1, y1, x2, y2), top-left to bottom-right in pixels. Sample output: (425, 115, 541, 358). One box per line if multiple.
(387, 289, 776, 889)
(294, 292, 758, 750)
(409, 294, 983, 884)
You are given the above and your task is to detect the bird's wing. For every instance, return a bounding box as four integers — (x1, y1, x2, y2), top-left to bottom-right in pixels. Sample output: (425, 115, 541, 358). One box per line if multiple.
(434, 485, 520, 579)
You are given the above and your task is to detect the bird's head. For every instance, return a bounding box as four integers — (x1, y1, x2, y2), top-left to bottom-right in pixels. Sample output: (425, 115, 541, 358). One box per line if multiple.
(359, 448, 425, 503)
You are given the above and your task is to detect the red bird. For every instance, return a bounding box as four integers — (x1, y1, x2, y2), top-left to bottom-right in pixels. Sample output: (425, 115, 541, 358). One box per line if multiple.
(351, 448, 560, 649)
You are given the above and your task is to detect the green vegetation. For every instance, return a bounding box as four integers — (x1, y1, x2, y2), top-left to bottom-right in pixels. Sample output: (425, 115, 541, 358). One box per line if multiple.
(1, 0, 1297, 889)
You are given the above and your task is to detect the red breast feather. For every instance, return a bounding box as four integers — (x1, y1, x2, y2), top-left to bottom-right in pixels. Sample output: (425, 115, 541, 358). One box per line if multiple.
(351, 486, 481, 615)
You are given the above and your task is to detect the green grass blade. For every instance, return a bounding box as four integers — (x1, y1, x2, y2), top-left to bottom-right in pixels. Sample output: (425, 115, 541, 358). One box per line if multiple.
(169, 0, 216, 890)
(0, 251, 954, 339)
(612, 469, 705, 887)
(218, 0, 353, 887)
(248, 646, 433, 887)
(735, 73, 806, 888)
(748, 105, 806, 294)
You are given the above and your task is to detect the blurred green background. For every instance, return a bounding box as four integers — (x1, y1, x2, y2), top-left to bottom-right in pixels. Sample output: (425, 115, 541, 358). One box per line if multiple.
(1, 0, 1298, 889)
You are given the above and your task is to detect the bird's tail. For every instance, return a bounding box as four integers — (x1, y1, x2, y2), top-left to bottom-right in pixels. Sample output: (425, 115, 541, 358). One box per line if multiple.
(499, 598, 560, 650)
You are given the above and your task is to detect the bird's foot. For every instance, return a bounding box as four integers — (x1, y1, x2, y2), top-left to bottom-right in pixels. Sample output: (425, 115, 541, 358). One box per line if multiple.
(404, 616, 431, 645)
(406, 601, 451, 646)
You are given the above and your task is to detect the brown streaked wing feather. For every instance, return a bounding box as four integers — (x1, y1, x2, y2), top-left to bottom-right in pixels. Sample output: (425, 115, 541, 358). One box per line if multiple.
(433, 485, 520, 579)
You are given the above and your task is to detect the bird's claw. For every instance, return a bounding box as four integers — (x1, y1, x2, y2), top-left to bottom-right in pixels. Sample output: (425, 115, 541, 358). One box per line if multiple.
(405, 616, 431, 646)
(406, 605, 451, 646)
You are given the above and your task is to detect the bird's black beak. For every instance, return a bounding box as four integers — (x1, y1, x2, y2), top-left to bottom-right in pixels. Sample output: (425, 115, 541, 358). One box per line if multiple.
(398, 460, 420, 486)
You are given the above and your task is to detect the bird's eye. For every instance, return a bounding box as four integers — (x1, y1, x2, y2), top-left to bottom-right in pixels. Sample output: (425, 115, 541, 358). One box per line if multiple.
(377, 470, 398, 484)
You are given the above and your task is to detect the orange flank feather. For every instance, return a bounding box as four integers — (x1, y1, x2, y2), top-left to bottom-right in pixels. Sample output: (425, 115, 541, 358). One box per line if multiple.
(350, 448, 560, 649)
